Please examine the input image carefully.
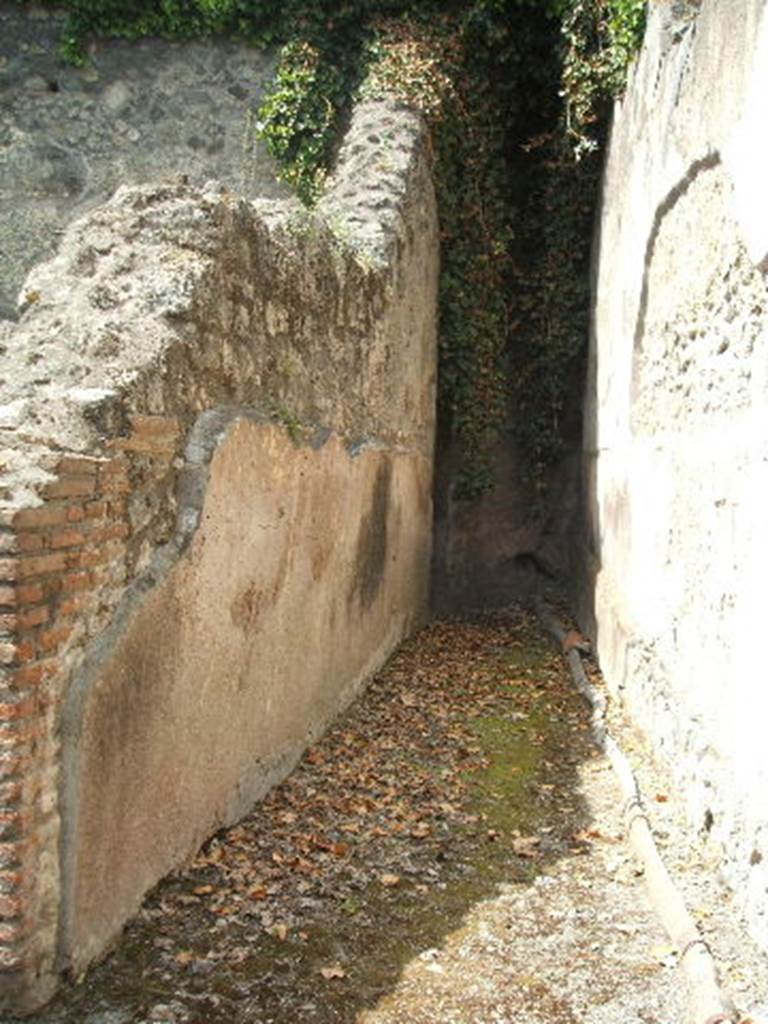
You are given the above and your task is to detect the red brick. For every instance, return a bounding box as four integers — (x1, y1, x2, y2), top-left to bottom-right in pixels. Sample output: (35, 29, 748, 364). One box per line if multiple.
(4, 661, 58, 690)
(110, 437, 174, 456)
(65, 505, 85, 523)
(12, 506, 68, 530)
(58, 594, 89, 617)
(0, 720, 42, 744)
(131, 414, 180, 437)
(50, 529, 86, 550)
(16, 534, 45, 554)
(82, 501, 108, 521)
(43, 477, 96, 500)
(99, 473, 132, 493)
(15, 607, 49, 630)
(16, 553, 67, 579)
(60, 572, 92, 594)
(56, 456, 101, 476)
(0, 646, 22, 667)
(0, 701, 37, 724)
(66, 548, 115, 570)
(0, 615, 16, 634)
(14, 585, 44, 607)
(90, 524, 129, 544)
(0, 588, 16, 608)
(37, 626, 72, 653)
(12, 642, 35, 665)
(99, 455, 130, 475)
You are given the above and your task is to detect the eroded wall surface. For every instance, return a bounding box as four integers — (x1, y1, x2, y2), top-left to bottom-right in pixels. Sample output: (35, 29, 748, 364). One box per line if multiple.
(0, 3, 288, 321)
(586, 0, 768, 950)
(0, 96, 437, 1010)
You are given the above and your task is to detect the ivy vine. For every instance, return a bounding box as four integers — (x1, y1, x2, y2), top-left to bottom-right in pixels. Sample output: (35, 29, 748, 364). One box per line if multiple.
(22, 0, 647, 495)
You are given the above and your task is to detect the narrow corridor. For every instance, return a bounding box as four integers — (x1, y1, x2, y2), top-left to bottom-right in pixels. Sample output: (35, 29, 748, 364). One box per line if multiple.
(11, 608, 732, 1024)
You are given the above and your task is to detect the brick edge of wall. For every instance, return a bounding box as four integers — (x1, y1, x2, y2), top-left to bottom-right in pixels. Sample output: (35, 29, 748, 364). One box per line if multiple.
(0, 416, 182, 1011)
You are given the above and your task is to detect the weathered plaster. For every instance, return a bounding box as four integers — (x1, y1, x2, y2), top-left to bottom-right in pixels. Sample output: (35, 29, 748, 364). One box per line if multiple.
(59, 418, 430, 973)
(586, 0, 768, 951)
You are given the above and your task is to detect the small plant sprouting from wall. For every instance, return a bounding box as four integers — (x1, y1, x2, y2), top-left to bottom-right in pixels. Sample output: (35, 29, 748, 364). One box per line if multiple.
(23, 0, 647, 494)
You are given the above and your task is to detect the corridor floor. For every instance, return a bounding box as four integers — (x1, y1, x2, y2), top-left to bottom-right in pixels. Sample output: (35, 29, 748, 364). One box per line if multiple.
(10, 609, 764, 1024)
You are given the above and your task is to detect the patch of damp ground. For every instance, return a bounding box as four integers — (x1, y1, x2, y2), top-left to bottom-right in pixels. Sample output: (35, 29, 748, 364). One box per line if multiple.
(11, 609, 687, 1024)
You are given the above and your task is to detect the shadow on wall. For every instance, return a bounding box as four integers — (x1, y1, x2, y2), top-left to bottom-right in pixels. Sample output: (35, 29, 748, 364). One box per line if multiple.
(431, 428, 585, 614)
(574, 180, 604, 642)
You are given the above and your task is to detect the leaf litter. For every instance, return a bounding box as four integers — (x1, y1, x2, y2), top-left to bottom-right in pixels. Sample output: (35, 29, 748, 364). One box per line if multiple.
(17, 607, 690, 1024)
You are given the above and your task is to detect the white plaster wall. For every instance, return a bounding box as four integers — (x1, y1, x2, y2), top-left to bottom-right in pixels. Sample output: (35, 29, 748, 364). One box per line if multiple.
(588, 0, 768, 948)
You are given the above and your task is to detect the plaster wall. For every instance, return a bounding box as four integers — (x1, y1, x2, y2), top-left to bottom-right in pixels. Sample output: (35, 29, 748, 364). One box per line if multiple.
(64, 421, 430, 973)
(586, 0, 768, 949)
(0, 90, 437, 1010)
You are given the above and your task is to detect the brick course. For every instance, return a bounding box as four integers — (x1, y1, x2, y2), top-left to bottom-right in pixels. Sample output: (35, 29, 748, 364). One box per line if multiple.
(0, 412, 185, 1006)
(0, 441, 150, 1006)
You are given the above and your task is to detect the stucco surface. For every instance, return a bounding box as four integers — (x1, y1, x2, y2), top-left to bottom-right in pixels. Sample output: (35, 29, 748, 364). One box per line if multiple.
(64, 421, 430, 971)
(585, 0, 768, 950)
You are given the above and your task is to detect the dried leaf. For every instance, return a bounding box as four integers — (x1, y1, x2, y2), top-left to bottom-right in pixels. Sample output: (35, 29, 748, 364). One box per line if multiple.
(320, 963, 346, 980)
(512, 835, 540, 857)
(380, 873, 401, 887)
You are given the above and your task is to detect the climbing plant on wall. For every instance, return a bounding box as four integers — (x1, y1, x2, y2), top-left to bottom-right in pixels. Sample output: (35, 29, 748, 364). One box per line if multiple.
(23, 0, 647, 494)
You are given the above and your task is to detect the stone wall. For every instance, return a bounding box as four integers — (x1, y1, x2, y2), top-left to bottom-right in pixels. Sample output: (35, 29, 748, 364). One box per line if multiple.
(432, 433, 582, 613)
(584, 0, 768, 951)
(0, 95, 438, 1011)
(0, 2, 288, 321)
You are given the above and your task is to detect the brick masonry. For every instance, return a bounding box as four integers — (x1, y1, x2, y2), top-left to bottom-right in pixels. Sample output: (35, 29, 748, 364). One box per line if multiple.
(0, 427, 174, 1004)
(0, 93, 438, 1011)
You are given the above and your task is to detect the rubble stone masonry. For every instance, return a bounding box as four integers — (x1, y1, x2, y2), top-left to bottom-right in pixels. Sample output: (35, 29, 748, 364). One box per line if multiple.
(0, 96, 438, 1011)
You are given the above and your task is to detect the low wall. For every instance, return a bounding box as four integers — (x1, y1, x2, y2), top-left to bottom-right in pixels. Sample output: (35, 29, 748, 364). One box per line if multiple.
(585, 0, 768, 951)
(0, 96, 438, 1011)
